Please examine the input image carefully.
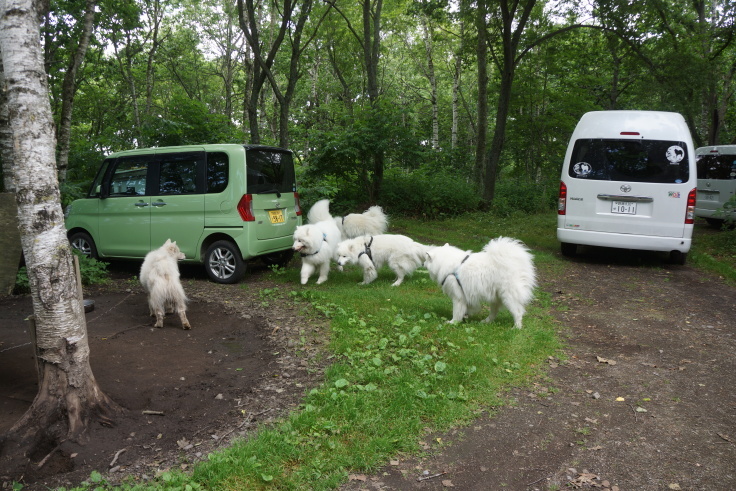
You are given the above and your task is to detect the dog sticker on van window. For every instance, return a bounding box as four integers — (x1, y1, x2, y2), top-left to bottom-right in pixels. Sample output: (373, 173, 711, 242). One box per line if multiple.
(573, 162, 592, 176)
(666, 145, 685, 164)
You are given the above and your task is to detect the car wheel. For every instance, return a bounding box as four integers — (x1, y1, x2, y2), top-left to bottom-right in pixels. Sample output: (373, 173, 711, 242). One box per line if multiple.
(204, 240, 246, 284)
(261, 249, 294, 268)
(69, 231, 98, 259)
(669, 250, 687, 265)
(560, 242, 577, 257)
(705, 218, 725, 228)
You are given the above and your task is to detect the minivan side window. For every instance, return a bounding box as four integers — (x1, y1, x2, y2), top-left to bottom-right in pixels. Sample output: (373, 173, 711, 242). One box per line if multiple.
(697, 155, 736, 180)
(109, 158, 149, 196)
(569, 139, 690, 183)
(207, 152, 229, 193)
(158, 153, 203, 195)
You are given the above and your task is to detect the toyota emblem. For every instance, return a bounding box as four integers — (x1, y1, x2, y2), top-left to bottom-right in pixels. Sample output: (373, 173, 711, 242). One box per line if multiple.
(620, 184, 632, 193)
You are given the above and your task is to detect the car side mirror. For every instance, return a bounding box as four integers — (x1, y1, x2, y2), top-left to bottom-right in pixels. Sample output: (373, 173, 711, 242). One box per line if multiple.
(99, 184, 109, 199)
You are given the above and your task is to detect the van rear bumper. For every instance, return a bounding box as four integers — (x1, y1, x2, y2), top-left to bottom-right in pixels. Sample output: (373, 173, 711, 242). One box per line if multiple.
(557, 228, 692, 253)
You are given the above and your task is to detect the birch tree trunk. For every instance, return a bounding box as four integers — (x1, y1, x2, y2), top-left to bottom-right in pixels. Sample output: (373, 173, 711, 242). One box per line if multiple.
(0, 0, 121, 468)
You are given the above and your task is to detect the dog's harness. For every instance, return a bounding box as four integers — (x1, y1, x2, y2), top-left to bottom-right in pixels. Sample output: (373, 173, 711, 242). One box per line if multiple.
(358, 236, 374, 265)
(441, 254, 470, 294)
(300, 233, 328, 257)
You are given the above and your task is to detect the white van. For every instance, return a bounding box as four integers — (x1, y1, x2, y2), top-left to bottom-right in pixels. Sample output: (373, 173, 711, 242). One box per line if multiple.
(695, 145, 736, 226)
(557, 110, 697, 264)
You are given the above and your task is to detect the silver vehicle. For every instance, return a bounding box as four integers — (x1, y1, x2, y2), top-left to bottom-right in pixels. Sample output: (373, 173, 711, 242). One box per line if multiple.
(695, 145, 736, 227)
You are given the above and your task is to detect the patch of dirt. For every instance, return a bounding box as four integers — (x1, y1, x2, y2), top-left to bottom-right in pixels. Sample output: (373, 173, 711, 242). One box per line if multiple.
(0, 262, 327, 490)
(2, 237, 736, 491)
(341, 246, 736, 490)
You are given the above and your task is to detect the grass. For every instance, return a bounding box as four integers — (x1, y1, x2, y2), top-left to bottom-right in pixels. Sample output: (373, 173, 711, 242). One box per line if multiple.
(75, 212, 735, 490)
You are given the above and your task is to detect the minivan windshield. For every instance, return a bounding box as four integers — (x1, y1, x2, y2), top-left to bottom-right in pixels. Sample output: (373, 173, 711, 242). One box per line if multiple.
(697, 154, 736, 180)
(246, 148, 296, 194)
(569, 139, 690, 183)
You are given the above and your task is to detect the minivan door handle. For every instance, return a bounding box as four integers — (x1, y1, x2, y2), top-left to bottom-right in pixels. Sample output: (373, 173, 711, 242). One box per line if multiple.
(152, 200, 167, 207)
(597, 194, 653, 203)
(135, 201, 149, 207)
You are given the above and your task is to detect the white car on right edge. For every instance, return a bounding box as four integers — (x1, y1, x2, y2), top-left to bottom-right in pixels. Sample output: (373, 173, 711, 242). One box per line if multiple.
(695, 145, 736, 227)
(557, 110, 697, 265)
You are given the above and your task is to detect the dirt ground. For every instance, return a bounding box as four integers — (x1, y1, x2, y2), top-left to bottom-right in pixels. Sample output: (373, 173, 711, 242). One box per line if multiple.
(1, 238, 735, 490)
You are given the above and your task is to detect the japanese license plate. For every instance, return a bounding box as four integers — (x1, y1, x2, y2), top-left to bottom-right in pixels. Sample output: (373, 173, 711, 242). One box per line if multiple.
(701, 192, 718, 201)
(611, 201, 636, 214)
(268, 209, 285, 224)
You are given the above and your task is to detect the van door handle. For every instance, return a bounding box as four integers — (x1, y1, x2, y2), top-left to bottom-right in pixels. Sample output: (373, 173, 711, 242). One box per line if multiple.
(135, 201, 149, 207)
(152, 200, 167, 207)
(597, 194, 653, 203)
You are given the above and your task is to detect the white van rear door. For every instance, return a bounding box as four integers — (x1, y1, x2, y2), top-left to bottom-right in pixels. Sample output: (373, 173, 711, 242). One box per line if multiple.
(564, 180, 687, 237)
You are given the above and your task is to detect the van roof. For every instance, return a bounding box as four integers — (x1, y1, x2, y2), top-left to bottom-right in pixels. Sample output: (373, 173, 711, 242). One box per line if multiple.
(696, 145, 736, 156)
(573, 110, 691, 141)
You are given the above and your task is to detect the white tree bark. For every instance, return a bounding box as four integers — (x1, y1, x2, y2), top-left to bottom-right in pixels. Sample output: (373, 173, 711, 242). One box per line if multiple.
(0, 0, 118, 450)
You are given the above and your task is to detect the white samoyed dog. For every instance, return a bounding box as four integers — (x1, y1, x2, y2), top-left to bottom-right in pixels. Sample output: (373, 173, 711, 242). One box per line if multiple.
(139, 238, 191, 329)
(336, 234, 430, 286)
(292, 199, 342, 285)
(424, 237, 536, 328)
(333, 205, 388, 240)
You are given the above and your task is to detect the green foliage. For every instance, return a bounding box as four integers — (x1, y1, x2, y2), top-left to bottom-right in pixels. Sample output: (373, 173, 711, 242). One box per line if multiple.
(490, 178, 559, 217)
(14, 251, 109, 295)
(380, 166, 482, 217)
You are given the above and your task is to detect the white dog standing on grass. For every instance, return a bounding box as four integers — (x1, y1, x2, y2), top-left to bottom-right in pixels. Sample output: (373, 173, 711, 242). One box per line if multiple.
(333, 205, 388, 240)
(336, 234, 430, 286)
(292, 199, 342, 285)
(139, 239, 191, 329)
(424, 237, 536, 328)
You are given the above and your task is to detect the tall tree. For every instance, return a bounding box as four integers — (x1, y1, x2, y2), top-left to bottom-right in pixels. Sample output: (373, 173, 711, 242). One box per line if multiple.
(54, 0, 97, 182)
(0, 0, 121, 469)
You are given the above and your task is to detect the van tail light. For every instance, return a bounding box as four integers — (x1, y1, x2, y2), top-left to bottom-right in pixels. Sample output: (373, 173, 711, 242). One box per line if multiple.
(237, 194, 255, 221)
(294, 192, 302, 216)
(558, 181, 567, 215)
(685, 188, 696, 224)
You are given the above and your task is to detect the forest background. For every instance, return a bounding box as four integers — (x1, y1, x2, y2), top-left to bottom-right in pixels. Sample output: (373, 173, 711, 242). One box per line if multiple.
(1, 0, 734, 217)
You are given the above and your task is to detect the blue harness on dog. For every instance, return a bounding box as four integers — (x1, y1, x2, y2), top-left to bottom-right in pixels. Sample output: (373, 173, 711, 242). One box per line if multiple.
(300, 233, 328, 257)
(441, 254, 470, 293)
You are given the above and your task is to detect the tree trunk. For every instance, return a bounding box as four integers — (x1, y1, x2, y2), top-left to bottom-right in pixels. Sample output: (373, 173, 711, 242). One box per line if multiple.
(474, 0, 489, 188)
(56, 0, 96, 183)
(0, 0, 121, 469)
(0, 46, 14, 192)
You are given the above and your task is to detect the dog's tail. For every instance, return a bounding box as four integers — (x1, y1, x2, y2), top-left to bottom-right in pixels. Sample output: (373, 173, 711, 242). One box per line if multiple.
(365, 205, 389, 233)
(307, 199, 333, 223)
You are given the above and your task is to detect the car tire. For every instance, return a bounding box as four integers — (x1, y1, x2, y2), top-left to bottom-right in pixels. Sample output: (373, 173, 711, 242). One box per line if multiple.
(560, 242, 577, 257)
(262, 249, 294, 268)
(669, 250, 687, 265)
(204, 240, 246, 284)
(69, 231, 98, 259)
(705, 218, 725, 228)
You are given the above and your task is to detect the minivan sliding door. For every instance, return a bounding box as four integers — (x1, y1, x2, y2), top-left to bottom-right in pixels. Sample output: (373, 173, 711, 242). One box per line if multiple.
(149, 151, 206, 259)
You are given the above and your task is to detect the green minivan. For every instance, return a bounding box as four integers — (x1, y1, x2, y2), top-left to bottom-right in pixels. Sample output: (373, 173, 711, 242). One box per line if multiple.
(65, 144, 302, 283)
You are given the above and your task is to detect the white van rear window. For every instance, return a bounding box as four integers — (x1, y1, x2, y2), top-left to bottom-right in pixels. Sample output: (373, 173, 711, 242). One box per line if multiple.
(569, 139, 690, 183)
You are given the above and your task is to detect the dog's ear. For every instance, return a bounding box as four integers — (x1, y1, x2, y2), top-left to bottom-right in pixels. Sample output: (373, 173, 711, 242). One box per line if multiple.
(164, 238, 172, 246)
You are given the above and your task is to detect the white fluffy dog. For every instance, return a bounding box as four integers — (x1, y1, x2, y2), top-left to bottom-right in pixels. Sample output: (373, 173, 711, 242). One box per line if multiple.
(336, 234, 430, 286)
(334, 205, 388, 240)
(292, 199, 342, 285)
(424, 237, 536, 328)
(139, 239, 191, 329)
